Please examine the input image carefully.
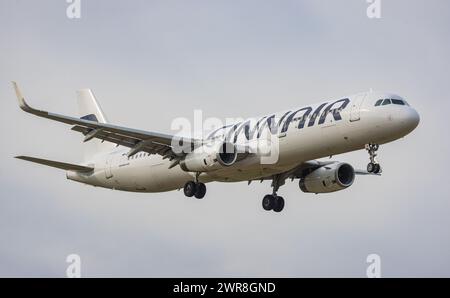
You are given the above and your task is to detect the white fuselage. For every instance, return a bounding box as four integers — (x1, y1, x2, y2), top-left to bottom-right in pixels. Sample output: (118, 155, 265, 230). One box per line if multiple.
(66, 91, 420, 192)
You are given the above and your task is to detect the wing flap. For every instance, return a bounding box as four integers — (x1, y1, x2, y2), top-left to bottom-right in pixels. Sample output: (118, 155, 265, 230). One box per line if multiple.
(15, 156, 94, 172)
(71, 125, 176, 157)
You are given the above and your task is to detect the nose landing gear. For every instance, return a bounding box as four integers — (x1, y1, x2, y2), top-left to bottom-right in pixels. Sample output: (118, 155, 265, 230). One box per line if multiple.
(366, 144, 382, 174)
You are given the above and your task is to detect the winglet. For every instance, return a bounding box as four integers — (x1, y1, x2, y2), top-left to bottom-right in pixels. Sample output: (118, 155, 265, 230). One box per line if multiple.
(12, 81, 34, 113)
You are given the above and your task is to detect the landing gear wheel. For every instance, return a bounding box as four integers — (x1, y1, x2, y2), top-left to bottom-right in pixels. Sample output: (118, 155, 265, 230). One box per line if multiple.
(263, 174, 288, 212)
(366, 144, 382, 174)
(262, 195, 275, 211)
(194, 183, 206, 199)
(373, 164, 381, 174)
(367, 163, 381, 174)
(183, 181, 197, 197)
(273, 196, 285, 213)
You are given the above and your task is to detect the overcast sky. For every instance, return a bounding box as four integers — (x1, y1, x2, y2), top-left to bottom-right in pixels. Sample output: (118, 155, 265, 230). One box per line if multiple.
(1, 0, 450, 277)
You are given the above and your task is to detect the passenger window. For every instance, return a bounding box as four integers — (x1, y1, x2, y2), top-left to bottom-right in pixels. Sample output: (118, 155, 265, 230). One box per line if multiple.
(392, 99, 405, 105)
(375, 99, 383, 106)
(382, 99, 391, 105)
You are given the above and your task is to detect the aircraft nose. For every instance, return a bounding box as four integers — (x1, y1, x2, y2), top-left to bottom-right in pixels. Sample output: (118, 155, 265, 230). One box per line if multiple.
(400, 107, 420, 133)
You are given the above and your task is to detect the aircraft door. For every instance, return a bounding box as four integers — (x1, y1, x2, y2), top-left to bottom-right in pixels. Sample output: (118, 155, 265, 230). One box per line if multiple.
(349, 93, 367, 122)
(105, 157, 113, 179)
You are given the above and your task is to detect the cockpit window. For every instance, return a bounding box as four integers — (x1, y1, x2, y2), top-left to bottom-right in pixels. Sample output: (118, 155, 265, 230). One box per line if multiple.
(392, 99, 405, 105)
(374, 98, 410, 107)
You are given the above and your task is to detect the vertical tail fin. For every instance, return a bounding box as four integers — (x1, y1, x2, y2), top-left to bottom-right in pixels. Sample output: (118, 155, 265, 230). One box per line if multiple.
(77, 89, 108, 123)
(76, 89, 115, 161)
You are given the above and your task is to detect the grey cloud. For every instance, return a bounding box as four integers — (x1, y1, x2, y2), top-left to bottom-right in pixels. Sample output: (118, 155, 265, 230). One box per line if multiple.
(1, 0, 450, 277)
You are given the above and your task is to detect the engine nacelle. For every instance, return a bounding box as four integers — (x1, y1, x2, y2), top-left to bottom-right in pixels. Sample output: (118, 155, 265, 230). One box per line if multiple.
(299, 162, 355, 194)
(180, 142, 238, 172)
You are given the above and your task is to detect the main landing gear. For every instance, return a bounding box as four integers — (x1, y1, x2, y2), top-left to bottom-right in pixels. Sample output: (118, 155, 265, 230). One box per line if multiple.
(262, 194, 285, 213)
(366, 143, 382, 174)
(262, 174, 286, 213)
(183, 181, 207, 199)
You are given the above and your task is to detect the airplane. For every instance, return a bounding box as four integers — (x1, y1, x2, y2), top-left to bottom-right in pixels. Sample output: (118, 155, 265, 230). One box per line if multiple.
(12, 82, 420, 213)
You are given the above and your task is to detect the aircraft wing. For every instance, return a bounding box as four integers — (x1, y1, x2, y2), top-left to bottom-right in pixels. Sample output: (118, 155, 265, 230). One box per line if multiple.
(354, 169, 381, 176)
(289, 161, 382, 177)
(12, 82, 199, 160)
(247, 160, 380, 185)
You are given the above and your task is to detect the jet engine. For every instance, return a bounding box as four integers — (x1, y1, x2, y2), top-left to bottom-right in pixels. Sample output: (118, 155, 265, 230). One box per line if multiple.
(299, 162, 355, 194)
(180, 141, 238, 172)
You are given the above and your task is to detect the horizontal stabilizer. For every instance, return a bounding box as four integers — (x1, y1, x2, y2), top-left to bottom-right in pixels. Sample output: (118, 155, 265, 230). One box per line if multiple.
(15, 156, 93, 172)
